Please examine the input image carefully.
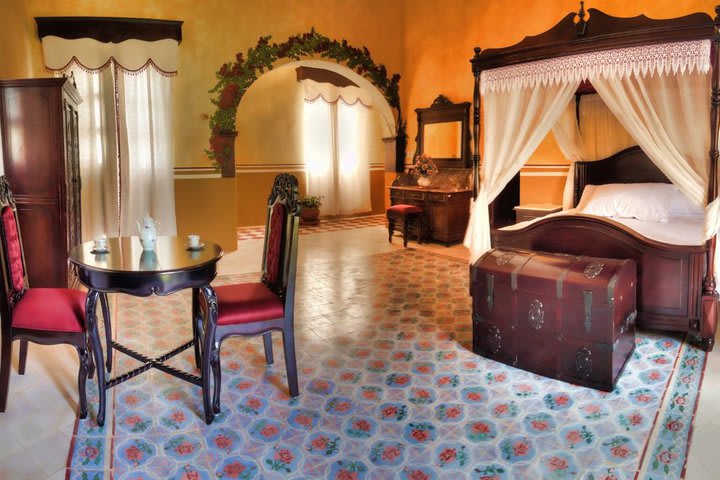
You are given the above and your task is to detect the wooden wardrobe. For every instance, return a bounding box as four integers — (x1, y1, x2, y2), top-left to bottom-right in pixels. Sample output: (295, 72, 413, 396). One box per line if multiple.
(0, 77, 82, 288)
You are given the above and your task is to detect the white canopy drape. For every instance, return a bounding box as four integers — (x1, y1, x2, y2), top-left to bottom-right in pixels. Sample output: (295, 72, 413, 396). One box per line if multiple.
(465, 39, 718, 263)
(464, 82, 578, 260)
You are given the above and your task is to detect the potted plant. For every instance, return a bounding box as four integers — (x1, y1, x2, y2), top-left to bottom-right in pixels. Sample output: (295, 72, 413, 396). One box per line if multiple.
(298, 195, 323, 225)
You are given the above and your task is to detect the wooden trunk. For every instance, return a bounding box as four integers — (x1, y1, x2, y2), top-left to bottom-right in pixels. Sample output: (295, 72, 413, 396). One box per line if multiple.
(0, 78, 82, 288)
(470, 247, 637, 391)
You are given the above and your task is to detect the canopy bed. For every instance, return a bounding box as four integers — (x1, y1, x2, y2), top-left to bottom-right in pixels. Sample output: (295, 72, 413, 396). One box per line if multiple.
(466, 4, 720, 350)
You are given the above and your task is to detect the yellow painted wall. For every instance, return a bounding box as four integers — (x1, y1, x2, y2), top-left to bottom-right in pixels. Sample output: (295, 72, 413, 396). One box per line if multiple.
(175, 177, 237, 252)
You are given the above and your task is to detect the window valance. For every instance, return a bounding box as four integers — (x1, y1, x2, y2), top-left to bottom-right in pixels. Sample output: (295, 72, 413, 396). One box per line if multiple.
(480, 39, 711, 94)
(300, 78, 373, 107)
(41, 37, 179, 74)
(36, 17, 182, 75)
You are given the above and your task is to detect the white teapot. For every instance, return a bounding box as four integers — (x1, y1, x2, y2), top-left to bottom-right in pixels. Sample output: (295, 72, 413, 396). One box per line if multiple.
(137, 213, 158, 250)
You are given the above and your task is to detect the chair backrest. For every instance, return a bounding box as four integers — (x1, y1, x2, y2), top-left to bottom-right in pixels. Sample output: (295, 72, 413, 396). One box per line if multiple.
(0, 176, 28, 323)
(260, 174, 300, 310)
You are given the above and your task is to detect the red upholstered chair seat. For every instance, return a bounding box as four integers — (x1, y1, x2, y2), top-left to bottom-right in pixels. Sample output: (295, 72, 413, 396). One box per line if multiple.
(11, 288, 86, 333)
(214, 283, 284, 326)
(387, 204, 423, 215)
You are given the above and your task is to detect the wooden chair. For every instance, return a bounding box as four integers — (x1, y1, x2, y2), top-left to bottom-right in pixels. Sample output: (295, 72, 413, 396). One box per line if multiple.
(196, 173, 301, 423)
(0, 176, 94, 418)
(387, 204, 424, 247)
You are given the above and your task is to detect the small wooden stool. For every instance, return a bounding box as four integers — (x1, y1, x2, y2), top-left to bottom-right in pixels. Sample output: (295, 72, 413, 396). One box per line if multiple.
(387, 204, 424, 247)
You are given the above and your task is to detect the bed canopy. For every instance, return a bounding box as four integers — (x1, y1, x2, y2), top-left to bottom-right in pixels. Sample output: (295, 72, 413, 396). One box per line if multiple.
(465, 4, 720, 292)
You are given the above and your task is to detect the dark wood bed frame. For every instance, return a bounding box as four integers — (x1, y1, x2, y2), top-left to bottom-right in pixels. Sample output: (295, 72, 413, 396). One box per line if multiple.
(472, 4, 720, 350)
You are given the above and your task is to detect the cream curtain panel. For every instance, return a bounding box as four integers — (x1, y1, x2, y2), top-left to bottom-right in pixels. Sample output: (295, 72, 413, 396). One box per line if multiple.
(41, 36, 178, 238)
(592, 71, 714, 235)
(70, 68, 120, 242)
(301, 79, 372, 216)
(463, 82, 577, 261)
(466, 39, 715, 263)
(551, 103, 586, 210)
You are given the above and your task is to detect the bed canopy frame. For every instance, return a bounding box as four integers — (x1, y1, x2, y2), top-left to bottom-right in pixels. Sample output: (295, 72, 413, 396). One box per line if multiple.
(469, 3, 720, 350)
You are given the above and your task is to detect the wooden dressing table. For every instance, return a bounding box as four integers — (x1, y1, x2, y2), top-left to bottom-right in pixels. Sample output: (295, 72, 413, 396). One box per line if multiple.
(389, 171, 472, 245)
(390, 95, 472, 245)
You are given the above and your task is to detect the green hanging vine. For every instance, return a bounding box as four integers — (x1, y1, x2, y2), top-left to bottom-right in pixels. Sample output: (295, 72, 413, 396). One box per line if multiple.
(206, 28, 404, 171)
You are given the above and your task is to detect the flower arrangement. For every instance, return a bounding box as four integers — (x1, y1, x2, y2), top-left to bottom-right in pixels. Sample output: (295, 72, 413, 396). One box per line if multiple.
(413, 153, 438, 177)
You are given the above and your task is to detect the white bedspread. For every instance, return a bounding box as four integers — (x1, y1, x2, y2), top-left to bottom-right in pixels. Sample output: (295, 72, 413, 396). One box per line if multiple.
(501, 209, 705, 246)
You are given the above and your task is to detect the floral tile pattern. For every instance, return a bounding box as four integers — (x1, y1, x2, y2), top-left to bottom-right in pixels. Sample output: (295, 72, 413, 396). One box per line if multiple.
(66, 249, 707, 479)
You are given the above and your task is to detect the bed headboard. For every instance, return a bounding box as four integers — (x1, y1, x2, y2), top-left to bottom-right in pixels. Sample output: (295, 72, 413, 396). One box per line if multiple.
(573, 146, 671, 207)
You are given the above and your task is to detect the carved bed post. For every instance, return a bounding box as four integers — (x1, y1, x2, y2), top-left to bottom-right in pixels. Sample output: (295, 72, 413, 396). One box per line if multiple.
(699, 6, 720, 351)
(471, 47, 482, 199)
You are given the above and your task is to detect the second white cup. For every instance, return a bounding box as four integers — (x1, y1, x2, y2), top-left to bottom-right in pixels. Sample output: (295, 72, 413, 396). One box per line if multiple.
(94, 237, 108, 251)
(187, 234, 200, 248)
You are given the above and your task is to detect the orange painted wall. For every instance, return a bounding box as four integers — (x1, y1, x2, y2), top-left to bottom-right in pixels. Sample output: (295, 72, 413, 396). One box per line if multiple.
(402, 0, 717, 206)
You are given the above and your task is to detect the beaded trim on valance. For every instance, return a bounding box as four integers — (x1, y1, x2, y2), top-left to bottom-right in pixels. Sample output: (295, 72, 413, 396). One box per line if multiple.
(480, 40, 711, 94)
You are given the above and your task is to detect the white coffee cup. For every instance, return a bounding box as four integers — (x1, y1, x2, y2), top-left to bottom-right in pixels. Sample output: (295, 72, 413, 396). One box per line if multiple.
(187, 234, 200, 248)
(94, 237, 108, 251)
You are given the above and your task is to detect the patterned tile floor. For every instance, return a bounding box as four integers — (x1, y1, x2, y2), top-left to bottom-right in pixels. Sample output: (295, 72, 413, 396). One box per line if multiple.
(66, 249, 706, 479)
(237, 214, 386, 241)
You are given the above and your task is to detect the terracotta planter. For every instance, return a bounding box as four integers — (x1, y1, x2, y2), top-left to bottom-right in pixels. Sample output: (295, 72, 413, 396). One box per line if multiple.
(300, 206, 320, 225)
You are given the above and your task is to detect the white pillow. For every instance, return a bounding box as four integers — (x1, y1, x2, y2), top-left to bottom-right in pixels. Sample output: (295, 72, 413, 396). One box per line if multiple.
(577, 183, 689, 222)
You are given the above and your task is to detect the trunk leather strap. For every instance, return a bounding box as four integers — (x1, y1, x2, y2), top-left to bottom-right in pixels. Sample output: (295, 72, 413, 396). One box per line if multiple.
(584, 290, 593, 333)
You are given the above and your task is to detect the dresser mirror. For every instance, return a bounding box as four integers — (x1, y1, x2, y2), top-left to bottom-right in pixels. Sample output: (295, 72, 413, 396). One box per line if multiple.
(414, 95, 471, 169)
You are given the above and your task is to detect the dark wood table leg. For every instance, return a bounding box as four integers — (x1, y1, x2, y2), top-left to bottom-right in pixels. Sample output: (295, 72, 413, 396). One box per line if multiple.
(85, 289, 106, 427)
(99, 292, 112, 372)
(191, 287, 200, 368)
(200, 285, 218, 424)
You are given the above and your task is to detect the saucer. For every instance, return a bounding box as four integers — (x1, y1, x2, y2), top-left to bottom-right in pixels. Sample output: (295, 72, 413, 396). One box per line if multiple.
(91, 248, 109, 254)
(186, 242, 205, 251)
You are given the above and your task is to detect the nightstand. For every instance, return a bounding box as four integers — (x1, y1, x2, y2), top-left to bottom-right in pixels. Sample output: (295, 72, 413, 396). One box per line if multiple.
(513, 204, 562, 223)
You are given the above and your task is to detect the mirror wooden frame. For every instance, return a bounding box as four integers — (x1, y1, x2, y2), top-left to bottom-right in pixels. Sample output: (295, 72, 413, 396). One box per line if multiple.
(414, 95, 471, 169)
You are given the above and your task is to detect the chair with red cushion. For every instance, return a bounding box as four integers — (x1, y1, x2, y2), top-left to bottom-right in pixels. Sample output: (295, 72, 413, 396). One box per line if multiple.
(387, 204, 425, 247)
(0, 176, 94, 418)
(195, 173, 301, 423)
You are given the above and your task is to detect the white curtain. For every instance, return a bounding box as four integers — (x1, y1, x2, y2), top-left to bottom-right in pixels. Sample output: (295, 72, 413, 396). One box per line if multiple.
(70, 67, 120, 241)
(551, 101, 586, 209)
(592, 71, 716, 237)
(42, 37, 178, 240)
(337, 101, 371, 214)
(118, 69, 176, 236)
(302, 81, 372, 216)
(464, 82, 578, 261)
(303, 99, 336, 213)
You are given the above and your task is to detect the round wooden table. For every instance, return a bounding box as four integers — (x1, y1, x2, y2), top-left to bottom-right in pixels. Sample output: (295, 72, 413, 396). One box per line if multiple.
(69, 236, 223, 426)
